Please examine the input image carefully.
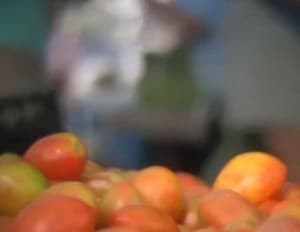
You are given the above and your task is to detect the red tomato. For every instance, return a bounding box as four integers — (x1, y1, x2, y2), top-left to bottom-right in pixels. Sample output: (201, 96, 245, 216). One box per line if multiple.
(0, 216, 14, 232)
(10, 195, 96, 232)
(24, 133, 87, 181)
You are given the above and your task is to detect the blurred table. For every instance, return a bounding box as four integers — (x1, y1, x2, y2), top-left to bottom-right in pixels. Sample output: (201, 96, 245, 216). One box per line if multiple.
(104, 109, 210, 143)
(92, 102, 221, 173)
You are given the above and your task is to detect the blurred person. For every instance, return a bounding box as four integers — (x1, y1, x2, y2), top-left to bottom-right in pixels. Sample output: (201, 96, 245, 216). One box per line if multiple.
(46, 0, 202, 102)
(45, 0, 148, 161)
(45, 0, 204, 163)
(45, 0, 202, 122)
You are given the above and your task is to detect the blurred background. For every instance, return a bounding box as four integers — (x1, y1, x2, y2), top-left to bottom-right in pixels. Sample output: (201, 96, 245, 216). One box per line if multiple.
(0, 0, 299, 183)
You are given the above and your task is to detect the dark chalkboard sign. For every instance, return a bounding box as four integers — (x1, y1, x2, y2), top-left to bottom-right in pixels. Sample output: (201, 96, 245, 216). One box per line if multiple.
(0, 91, 62, 155)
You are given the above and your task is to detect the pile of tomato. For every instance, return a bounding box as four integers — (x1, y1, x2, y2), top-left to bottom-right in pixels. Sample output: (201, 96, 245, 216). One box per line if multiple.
(0, 132, 299, 232)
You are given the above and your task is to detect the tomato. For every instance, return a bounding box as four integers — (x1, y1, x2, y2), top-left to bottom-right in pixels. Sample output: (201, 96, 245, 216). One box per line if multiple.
(0, 161, 48, 215)
(10, 195, 96, 232)
(24, 133, 88, 181)
(0, 216, 14, 232)
(111, 205, 179, 232)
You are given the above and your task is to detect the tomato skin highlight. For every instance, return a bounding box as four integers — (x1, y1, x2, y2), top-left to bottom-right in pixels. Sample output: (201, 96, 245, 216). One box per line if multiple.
(24, 133, 88, 181)
(10, 195, 96, 232)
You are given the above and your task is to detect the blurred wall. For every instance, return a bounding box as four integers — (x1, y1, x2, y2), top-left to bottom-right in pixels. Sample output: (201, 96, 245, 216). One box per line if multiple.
(0, 0, 49, 53)
(223, 0, 300, 128)
(0, 0, 51, 96)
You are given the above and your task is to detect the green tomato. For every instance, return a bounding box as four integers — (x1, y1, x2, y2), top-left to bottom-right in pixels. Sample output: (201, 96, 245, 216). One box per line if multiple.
(0, 161, 48, 215)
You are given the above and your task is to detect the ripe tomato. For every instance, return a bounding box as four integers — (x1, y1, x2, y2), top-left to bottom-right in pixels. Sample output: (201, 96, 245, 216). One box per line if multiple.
(213, 152, 287, 204)
(10, 195, 96, 232)
(24, 133, 88, 181)
(0, 216, 14, 232)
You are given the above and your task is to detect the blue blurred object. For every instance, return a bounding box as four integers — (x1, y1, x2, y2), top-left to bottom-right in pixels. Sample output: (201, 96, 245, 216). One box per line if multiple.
(67, 102, 146, 169)
(92, 114, 147, 170)
(102, 130, 146, 170)
(174, 0, 233, 100)
(91, 0, 230, 170)
(175, 0, 230, 27)
(60, 0, 228, 171)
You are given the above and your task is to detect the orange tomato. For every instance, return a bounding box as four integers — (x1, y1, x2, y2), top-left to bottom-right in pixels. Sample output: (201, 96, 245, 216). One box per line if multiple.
(271, 199, 300, 219)
(257, 199, 280, 217)
(213, 152, 287, 204)
(176, 172, 210, 199)
(111, 205, 179, 232)
(10, 195, 96, 232)
(182, 196, 206, 229)
(96, 227, 142, 232)
(99, 181, 144, 226)
(256, 216, 300, 232)
(198, 189, 261, 229)
(131, 166, 185, 222)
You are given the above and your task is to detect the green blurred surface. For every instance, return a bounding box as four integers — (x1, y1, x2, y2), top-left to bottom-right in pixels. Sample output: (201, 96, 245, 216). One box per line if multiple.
(138, 47, 202, 111)
(0, 0, 49, 53)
